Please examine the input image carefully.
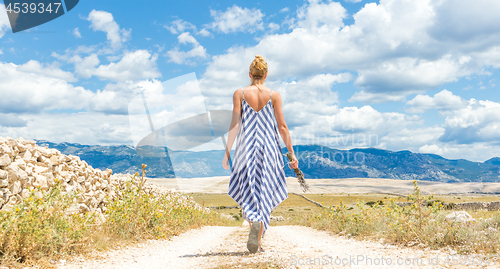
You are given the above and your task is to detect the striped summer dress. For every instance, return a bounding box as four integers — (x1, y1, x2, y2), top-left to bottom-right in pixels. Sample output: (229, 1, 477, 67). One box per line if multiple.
(228, 87, 288, 236)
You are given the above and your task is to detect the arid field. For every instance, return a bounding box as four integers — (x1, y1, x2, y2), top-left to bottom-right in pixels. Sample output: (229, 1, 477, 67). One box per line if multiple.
(147, 176, 500, 195)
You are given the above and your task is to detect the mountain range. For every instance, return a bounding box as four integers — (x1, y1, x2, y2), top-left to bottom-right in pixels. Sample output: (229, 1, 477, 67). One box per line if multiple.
(35, 141, 500, 182)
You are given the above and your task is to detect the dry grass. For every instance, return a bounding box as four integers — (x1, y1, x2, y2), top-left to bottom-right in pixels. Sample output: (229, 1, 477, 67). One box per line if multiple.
(194, 183, 500, 255)
(0, 169, 233, 267)
(297, 182, 500, 254)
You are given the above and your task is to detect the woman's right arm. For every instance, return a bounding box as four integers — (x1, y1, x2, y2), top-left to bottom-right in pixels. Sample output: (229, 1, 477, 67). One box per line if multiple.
(273, 91, 298, 168)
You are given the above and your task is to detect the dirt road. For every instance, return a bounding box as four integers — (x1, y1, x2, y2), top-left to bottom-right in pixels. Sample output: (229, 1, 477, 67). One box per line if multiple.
(59, 224, 497, 269)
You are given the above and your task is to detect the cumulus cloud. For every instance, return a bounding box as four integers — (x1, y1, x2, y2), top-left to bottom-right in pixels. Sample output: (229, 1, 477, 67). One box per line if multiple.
(353, 56, 471, 96)
(0, 61, 93, 114)
(164, 19, 196, 34)
(208, 5, 264, 33)
(406, 90, 467, 113)
(268, 23, 280, 32)
(0, 5, 10, 38)
(349, 90, 407, 103)
(1, 112, 134, 145)
(17, 60, 77, 82)
(93, 50, 161, 81)
(439, 99, 500, 144)
(200, 0, 500, 104)
(87, 10, 131, 50)
(166, 32, 208, 65)
(73, 28, 82, 38)
(296, 0, 347, 29)
(429, 0, 500, 43)
(277, 73, 352, 128)
(0, 113, 27, 127)
(69, 50, 160, 81)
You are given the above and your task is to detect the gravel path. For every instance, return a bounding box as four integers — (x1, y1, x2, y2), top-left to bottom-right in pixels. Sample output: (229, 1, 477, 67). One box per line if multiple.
(60, 224, 499, 269)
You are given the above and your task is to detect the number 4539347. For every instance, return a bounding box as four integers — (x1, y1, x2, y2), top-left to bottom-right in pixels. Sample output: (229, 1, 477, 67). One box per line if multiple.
(5, 3, 62, 14)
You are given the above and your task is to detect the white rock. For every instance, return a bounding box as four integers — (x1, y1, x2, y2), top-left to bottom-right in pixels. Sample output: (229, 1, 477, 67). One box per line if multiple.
(12, 158, 26, 170)
(9, 181, 21, 195)
(20, 149, 32, 163)
(445, 211, 474, 223)
(17, 137, 36, 146)
(0, 180, 8, 188)
(0, 170, 7, 179)
(20, 189, 29, 199)
(1, 195, 18, 211)
(49, 155, 58, 166)
(33, 175, 48, 190)
(5, 163, 20, 182)
(16, 143, 27, 152)
(0, 154, 11, 167)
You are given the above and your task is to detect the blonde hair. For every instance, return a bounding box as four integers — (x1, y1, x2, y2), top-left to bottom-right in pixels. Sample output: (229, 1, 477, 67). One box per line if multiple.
(249, 55, 268, 79)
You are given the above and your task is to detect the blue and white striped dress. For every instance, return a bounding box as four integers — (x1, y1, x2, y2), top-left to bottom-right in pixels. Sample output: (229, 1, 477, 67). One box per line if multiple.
(228, 88, 288, 235)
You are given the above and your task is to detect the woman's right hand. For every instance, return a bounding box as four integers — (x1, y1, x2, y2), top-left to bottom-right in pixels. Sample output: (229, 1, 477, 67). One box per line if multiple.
(289, 153, 298, 170)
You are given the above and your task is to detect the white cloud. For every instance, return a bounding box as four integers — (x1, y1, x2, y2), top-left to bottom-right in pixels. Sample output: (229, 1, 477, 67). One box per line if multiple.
(268, 23, 280, 32)
(332, 106, 418, 136)
(296, 0, 347, 29)
(67, 50, 160, 81)
(0, 61, 94, 114)
(73, 28, 82, 38)
(199, 0, 500, 105)
(166, 32, 208, 65)
(354, 56, 471, 94)
(0, 112, 133, 145)
(429, 0, 500, 43)
(87, 10, 131, 50)
(0, 113, 27, 128)
(197, 28, 211, 37)
(69, 53, 100, 79)
(349, 90, 407, 103)
(277, 73, 351, 127)
(345, 0, 362, 3)
(280, 7, 289, 13)
(93, 50, 161, 81)
(439, 99, 500, 144)
(17, 60, 77, 82)
(0, 5, 10, 38)
(164, 19, 196, 34)
(406, 90, 467, 113)
(419, 144, 443, 156)
(209, 5, 264, 34)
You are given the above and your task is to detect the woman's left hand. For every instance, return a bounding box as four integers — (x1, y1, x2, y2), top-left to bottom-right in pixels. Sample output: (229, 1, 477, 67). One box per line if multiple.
(222, 152, 230, 170)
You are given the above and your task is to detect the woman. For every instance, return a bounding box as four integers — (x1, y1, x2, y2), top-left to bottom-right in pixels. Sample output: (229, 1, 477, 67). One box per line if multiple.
(222, 55, 298, 253)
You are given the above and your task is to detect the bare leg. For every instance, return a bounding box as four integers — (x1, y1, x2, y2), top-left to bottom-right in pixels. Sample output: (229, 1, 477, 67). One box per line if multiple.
(247, 220, 252, 229)
(258, 221, 263, 248)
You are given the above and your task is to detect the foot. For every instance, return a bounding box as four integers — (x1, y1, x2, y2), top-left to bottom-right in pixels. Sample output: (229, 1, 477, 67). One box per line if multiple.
(247, 221, 261, 254)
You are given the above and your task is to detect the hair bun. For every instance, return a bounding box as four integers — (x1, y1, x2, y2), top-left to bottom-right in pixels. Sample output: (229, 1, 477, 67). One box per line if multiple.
(250, 55, 268, 78)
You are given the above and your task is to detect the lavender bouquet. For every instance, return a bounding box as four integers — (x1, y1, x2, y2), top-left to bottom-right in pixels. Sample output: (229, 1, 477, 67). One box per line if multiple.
(284, 152, 309, 193)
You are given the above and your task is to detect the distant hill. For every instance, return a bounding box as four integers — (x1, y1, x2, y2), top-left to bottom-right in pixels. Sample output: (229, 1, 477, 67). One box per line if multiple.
(36, 141, 500, 182)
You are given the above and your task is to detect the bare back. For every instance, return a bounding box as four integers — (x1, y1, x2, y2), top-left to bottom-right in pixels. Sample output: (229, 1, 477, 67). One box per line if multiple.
(241, 85, 274, 112)
(234, 85, 286, 132)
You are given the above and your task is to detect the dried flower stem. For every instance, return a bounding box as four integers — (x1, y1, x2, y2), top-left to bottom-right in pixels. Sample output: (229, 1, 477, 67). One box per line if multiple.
(284, 152, 309, 193)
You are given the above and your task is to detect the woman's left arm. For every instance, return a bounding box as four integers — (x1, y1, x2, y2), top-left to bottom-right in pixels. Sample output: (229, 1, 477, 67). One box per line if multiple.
(223, 89, 242, 169)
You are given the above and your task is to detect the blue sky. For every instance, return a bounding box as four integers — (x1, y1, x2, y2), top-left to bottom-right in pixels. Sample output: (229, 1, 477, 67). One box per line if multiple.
(1, 0, 500, 162)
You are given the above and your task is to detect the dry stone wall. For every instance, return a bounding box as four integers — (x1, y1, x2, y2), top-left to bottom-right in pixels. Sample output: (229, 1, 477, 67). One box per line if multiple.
(0, 137, 176, 216)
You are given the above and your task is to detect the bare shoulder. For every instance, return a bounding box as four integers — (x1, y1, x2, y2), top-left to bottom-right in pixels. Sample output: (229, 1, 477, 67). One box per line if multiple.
(270, 89, 281, 107)
(233, 88, 243, 98)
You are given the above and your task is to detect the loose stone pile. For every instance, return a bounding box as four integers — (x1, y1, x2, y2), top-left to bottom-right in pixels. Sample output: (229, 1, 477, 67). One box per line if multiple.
(0, 136, 179, 216)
